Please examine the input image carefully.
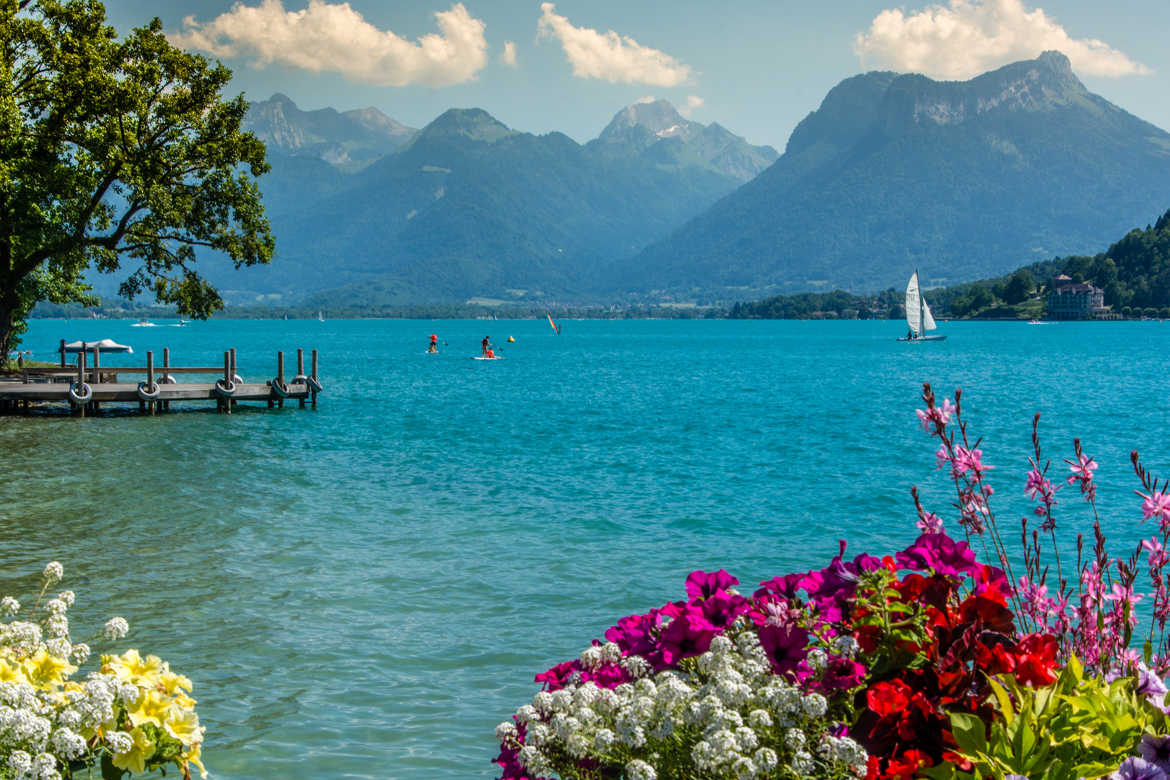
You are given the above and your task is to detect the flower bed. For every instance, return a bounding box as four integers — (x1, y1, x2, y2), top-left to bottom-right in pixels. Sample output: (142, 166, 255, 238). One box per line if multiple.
(495, 383, 1170, 780)
(0, 562, 205, 780)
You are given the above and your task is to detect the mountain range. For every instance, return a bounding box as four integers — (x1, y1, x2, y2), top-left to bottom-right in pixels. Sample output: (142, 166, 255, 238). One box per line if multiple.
(616, 51, 1170, 300)
(187, 96, 778, 307)
(156, 51, 1170, 308)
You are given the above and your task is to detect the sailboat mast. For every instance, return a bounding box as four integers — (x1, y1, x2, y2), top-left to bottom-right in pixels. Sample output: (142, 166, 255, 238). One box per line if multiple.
(917, 269, 924, 337)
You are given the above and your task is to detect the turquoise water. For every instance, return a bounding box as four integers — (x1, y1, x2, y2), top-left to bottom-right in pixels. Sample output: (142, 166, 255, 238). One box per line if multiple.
(3, 318, 1170, 778)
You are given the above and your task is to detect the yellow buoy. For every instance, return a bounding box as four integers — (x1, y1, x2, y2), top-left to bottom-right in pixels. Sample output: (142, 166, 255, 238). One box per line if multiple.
(507, 336, 515, 343)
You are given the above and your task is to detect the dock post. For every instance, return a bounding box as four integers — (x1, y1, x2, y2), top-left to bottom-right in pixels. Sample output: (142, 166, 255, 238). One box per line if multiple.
(311, 349, 319, 409)
(75, 351, 85, 418)
(276, 351, 285, 409)
(297, 348, 306, 408)
(59, 339, 66, 368)
(221, 351, 231, 413)
(162, 348, 171, 411)
(146, 351, 155, 416)
(229, 348, 238, 411)
(90, 344, 100, 413)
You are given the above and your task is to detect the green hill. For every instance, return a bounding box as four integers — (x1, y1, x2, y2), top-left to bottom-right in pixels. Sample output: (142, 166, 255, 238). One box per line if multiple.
(729, 209, 1170, 319)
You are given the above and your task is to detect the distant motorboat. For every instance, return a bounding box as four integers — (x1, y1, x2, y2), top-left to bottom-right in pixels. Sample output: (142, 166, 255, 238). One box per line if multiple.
(130, 318, 156, 327)
(897, 270, 946, 342)
(1027, 319, 1053, 325)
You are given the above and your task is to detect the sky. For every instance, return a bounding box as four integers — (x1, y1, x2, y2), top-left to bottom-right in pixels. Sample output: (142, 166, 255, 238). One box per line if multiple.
(103, 0, 1170, 151)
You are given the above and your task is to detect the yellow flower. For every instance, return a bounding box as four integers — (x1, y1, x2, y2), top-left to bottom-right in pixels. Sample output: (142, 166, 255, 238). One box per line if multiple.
(127, 689, 171, 729)
(105, 649, 164, 684)
(183, 742, 207, 779)
(0, 659, 27, 684)
(111, 727, 155, 775)
(164, 706, 203, 746)
(21, 648, 75, 689)
(159, 670, 193, 696)
(167, 690, 197, 710)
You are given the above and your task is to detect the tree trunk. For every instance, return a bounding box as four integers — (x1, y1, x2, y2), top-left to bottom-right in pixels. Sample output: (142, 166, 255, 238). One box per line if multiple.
(0, 291, 18, 369)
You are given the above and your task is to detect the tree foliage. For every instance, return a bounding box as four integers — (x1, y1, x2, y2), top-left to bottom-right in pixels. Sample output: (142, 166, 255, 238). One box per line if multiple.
(0, 0, 273, 359)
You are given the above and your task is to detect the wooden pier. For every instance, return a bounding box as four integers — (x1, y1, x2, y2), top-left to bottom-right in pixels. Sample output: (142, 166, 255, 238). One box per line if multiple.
(0, 343, 322, 416)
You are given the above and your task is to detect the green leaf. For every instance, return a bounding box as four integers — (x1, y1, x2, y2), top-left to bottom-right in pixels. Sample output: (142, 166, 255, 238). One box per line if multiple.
(950, 711, 988, 756)
(101, 754, 127, 780)
(987, 676, 1015, 726)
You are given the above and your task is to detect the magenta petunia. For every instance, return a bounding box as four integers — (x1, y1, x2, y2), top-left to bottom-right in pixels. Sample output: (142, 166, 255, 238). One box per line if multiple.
(895, 532, 979, 578)
(758, 623, 810, 678)
(684, 569, 740, 600)
(654, 611, 718, 668)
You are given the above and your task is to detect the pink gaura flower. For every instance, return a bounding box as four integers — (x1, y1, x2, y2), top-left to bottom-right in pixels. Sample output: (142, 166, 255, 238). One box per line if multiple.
(1067, 452, 1098, 485)
(1140, 491, 1170, 530)
(934, 445, 950, 470)
(1105, 582, 1143, 607)
(915, 398, 955, 433)
(1025, 469, 1056, 501)
(952, 446, 991, 479)
(915, 512, 943, 534)
(1145, 538, 1170, 570)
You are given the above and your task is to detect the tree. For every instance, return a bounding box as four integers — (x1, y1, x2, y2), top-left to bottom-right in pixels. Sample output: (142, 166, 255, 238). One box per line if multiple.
(1002, 268, 1034, 305)
(0, 0, 273, 361)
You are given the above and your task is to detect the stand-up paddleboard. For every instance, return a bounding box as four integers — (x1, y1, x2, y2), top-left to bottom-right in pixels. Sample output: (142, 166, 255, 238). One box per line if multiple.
(471, 355, 503, 360)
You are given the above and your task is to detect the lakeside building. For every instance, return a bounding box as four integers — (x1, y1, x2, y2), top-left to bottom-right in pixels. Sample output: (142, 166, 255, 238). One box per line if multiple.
(1047, 276, 1109, 319)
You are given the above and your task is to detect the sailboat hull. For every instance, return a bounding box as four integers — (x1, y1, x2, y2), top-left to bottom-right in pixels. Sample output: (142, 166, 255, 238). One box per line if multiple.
(896, 334, 947, 342)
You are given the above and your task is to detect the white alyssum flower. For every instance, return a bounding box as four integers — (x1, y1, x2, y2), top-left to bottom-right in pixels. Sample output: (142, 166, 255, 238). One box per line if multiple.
(834, 635, 860, 657)
(754, 746, 779, 772)
(502, 620, 867, 779)
(620, 653, 651, 679)
(42, 562, 63, 584)
(43, 615, 68, 640)
(625, 758, 657, 780)
(69, 643, 90, 665)
(49, 728, 86, 760)
(44, 639, 71, 660)
(1, 596, 21, 617)
(105, 732, 133, 754)
(732, 755, 758, 779)
(55, 591, 75, 609)
(102, 617, 129, 640)
(495, 721, 518, 742)
(806, 647, 828, 671)
(802, 692, 828, 718)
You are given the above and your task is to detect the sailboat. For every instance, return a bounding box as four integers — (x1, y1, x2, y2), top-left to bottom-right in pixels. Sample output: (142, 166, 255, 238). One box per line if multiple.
(897, 270, 946, 342)
(547, 312, 561, 335)
(317, 310, 324, 322)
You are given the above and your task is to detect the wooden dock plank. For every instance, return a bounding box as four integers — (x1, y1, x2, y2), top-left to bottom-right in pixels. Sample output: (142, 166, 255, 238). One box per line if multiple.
(0, 382, 309, 403)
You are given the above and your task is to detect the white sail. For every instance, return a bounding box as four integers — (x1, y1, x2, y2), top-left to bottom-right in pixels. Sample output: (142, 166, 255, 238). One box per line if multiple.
(922, 299, 937, 331)
(905, 272, 922, 335)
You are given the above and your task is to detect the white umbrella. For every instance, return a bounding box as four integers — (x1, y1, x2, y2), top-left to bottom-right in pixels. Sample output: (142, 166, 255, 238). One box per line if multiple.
(62, 339, 133, 353)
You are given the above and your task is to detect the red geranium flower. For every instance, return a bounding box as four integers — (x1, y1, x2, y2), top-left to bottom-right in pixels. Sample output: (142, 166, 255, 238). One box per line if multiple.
(884, 749, 932, 779)
(867, 679, 912, 717)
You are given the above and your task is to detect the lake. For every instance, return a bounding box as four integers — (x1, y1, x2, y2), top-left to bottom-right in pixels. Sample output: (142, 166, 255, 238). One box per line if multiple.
(2, 318, 1168, 778)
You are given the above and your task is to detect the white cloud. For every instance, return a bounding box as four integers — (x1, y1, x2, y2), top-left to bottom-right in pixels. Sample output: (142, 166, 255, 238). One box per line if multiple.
(854, 0, 1151, 79)
(500, 41, 517, 66)
(170, 0, 488, 87)
(679, 95, 704, 117)
(537, 3, 691, 87)
(634, 95, 656, 104)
